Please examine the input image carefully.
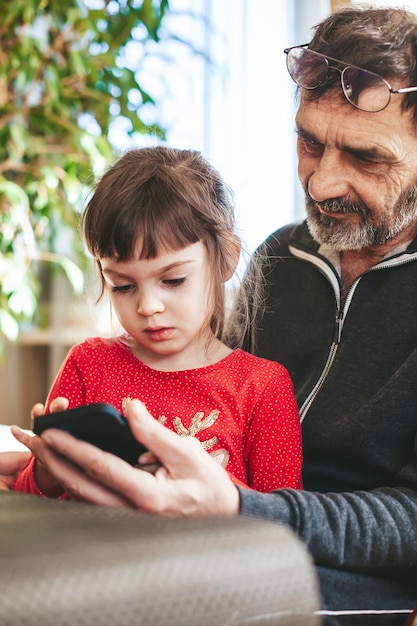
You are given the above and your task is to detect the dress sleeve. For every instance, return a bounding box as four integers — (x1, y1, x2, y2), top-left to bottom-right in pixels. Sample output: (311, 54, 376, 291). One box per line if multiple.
(44, 347, 87, 409)
(245, 364, 303, 492)
(12, 456, 43, 495)
(12, 455, 68, 500)
(12, 348, 86, 497)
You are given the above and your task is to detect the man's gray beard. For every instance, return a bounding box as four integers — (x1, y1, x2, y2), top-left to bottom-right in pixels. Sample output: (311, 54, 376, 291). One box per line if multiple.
(305, 184, 417, 250)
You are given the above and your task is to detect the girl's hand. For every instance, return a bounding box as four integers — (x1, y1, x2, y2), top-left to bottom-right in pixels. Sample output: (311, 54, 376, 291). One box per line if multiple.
(31, 397, 70, 421)
(15, 399, 241, 515)
(0, 451, 31, 490)
(7, 397, 71, 496)
(11, 426, 65, 497)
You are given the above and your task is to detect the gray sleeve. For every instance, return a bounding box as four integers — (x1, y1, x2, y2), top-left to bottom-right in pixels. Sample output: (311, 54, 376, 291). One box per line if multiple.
(238, 485, 417, 573)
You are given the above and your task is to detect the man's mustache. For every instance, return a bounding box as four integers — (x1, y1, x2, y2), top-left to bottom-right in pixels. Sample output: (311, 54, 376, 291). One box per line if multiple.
(305, 193, 368, 216)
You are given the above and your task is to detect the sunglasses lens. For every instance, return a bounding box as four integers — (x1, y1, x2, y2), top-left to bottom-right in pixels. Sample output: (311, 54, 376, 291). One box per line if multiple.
(341, 67, 390, 112)
(286, 48, 329, 89)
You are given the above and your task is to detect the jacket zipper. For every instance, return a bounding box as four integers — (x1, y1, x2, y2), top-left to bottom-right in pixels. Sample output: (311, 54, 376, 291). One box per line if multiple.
(288, 245, 417, 423)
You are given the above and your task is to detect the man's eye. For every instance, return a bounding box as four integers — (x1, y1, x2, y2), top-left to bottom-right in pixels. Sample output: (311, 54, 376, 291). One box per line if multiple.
(354, 153, 381, 165)
(296, 130, 323, 154)
(300, 137, 322, 154)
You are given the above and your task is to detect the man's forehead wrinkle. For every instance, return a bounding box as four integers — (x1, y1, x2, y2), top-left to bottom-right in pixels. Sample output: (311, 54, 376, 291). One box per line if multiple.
(297, 103, 406, 161)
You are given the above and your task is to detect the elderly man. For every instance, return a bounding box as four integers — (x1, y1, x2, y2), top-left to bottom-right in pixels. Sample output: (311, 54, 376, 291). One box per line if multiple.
(6, 5, 417, 625)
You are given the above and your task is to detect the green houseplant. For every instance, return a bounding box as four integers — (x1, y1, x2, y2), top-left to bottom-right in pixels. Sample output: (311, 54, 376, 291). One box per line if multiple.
(0, 0, 169, 356)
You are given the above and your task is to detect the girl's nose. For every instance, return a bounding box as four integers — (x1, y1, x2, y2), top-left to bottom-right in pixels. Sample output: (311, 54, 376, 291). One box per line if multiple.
(136, 291, 164, 316)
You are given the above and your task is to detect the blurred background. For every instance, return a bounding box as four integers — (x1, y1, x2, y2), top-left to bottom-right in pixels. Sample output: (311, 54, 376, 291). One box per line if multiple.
(0, 0, 415, 427)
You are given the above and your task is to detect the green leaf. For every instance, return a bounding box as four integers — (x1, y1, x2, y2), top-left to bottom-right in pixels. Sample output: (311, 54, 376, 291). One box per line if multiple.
(0, 179, 30, 214)
(8, 287, 37, 318)
(0, 309, 19, 341)
(0, 0, 191, 358)
(56, 257, 85, 295)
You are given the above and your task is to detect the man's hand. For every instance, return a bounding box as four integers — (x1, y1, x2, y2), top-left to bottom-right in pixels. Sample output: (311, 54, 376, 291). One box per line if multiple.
(13, 400, 241, 516)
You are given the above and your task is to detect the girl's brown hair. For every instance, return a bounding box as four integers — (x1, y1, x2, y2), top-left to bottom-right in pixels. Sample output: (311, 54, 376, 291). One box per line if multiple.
(82, 146, 260, 347)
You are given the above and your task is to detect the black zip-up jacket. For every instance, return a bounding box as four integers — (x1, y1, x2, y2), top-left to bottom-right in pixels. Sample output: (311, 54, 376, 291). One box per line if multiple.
(239, 221, 417, 621)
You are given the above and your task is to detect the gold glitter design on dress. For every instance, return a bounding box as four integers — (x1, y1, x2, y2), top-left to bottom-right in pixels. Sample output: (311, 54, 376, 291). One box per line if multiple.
(122, 399, 229, 467)
(172, 410, 229, 468)
(122, 397, 132, 415)
(173, 410, 219, 437)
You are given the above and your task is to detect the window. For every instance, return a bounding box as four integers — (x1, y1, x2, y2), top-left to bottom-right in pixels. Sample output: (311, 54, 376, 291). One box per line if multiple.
(111, 0, 331, 252)
(111, 0, 417, 252)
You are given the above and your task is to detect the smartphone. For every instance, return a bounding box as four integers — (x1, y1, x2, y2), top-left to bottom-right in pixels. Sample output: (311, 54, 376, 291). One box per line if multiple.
(32, 403, 147, 465)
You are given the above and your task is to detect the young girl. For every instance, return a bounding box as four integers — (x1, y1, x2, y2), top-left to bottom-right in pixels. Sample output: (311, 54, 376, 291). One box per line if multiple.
(12, 146, 302, 497)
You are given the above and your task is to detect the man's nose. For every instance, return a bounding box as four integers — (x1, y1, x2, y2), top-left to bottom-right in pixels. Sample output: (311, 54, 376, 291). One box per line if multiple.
(307, 151, 351, 202)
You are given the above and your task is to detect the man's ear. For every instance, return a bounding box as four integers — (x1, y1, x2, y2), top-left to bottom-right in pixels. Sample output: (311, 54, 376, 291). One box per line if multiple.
(222, 235, 241, 282)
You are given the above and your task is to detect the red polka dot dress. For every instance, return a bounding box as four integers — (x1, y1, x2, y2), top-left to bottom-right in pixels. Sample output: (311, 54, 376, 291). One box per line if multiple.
(13, 335, 303, 495)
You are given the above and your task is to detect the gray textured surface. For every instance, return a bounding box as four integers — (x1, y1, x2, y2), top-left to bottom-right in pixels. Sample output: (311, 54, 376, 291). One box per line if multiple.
(0, 491, 321, 625)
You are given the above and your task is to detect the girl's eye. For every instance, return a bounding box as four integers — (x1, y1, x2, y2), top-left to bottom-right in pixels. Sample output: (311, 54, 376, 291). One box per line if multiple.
(111, 284, 133, 293)
(163, 277, 186, 287)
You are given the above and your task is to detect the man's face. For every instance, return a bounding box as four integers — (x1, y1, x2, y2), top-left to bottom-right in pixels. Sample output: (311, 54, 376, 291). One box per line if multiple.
(296, 92, 417, 250)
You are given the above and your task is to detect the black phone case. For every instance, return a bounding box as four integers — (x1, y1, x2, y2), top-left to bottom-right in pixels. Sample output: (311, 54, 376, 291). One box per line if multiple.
(32, 403, 147, 465)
